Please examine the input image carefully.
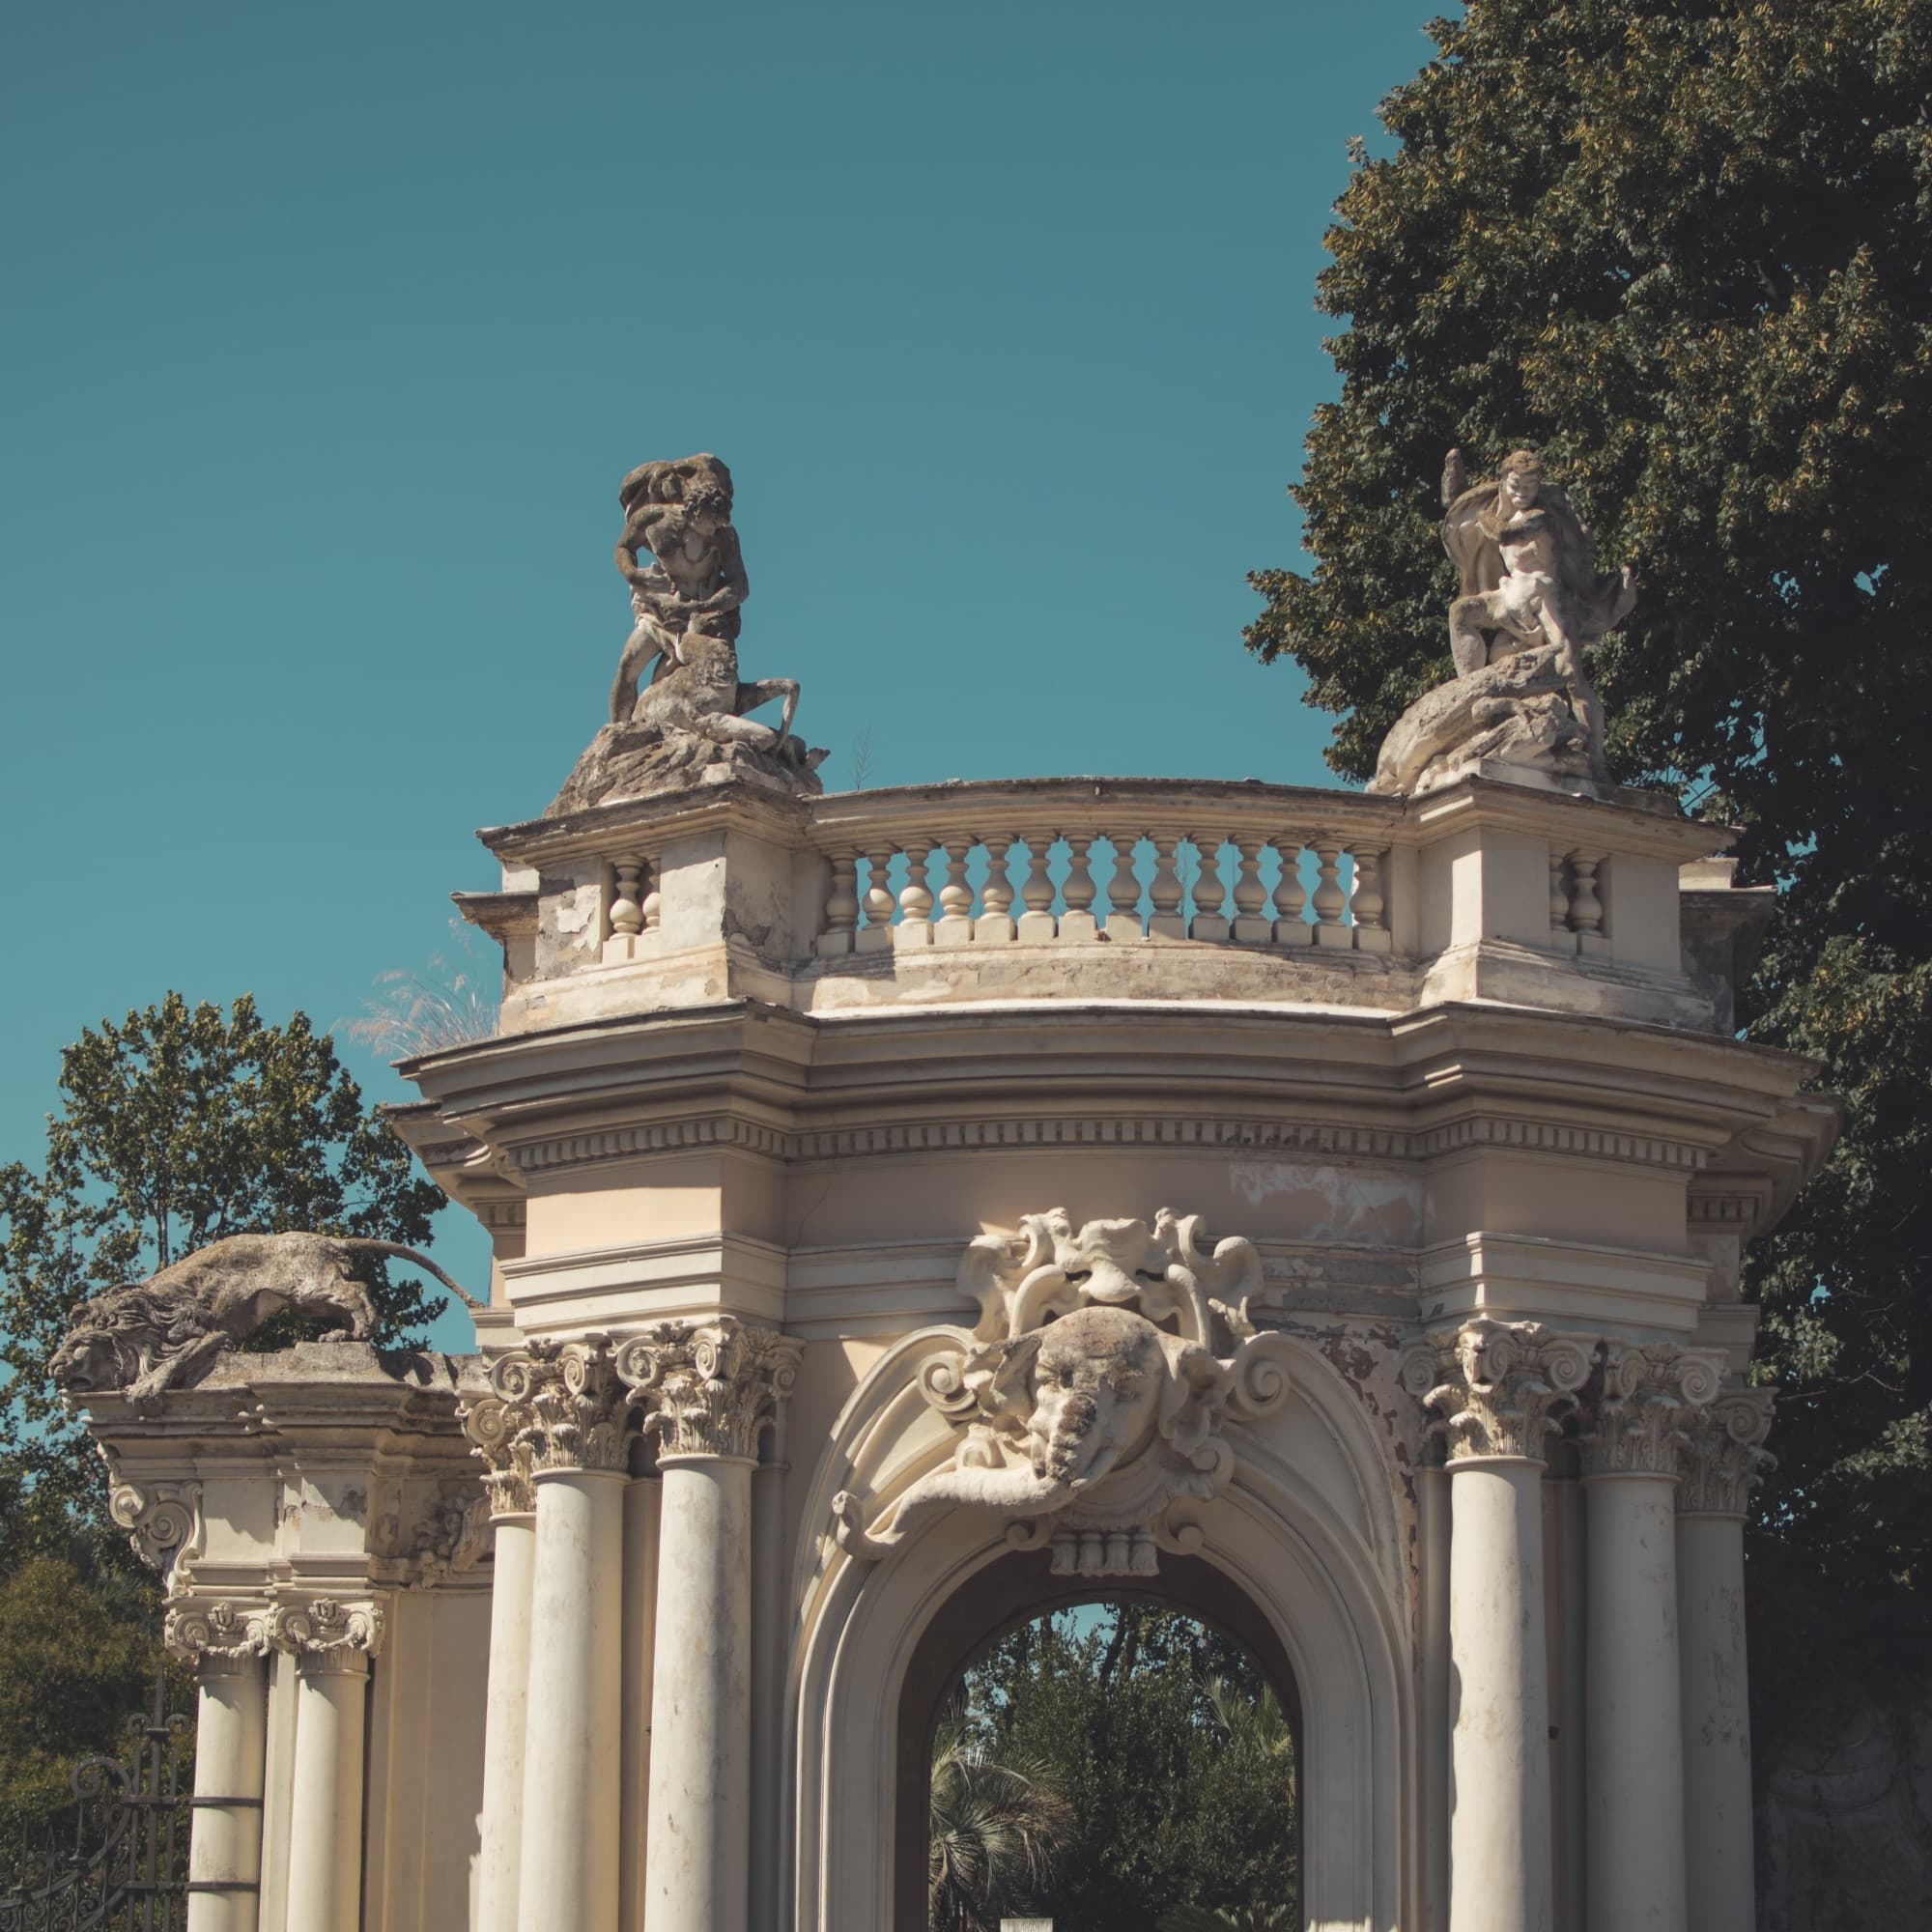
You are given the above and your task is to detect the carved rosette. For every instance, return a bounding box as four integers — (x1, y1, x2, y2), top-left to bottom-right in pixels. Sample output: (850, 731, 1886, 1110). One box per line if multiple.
(1402, 1318, 1597, 1466)
(1679, 1389, 1776, 1518)
(1577, 1343, 1723, 1480)
(163, 1599, 271, 1671)
(269, 1597, 387, 1675)
(486, 1338, 632, 1477)
(617, 1318, 802, 1463)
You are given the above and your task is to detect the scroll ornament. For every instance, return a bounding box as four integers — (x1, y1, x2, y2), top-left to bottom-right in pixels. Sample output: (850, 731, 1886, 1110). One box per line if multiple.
(833, 1209, 1293, 1577)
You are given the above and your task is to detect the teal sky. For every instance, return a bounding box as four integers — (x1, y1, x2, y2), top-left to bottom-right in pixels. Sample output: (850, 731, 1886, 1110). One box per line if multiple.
(2, 2, 1444, 1347)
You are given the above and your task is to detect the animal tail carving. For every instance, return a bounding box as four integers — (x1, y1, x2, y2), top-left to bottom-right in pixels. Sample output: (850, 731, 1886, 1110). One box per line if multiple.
(342, 1240, 482, 1310)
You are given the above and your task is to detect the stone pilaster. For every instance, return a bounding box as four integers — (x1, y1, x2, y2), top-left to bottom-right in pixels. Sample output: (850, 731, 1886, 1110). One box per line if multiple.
(1405, 1320, 1595, 1932)
(1677, 1389, 1775, 1932)
(1576, 1345, 1719, 1932)
(618, 1318, 800, 1932)
(500, 1339, 633, 1932)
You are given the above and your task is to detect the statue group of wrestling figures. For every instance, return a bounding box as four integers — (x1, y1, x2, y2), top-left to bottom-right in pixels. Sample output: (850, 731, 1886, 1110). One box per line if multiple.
(1370, 446, 1638, 796)
(548, 454, 825, 815)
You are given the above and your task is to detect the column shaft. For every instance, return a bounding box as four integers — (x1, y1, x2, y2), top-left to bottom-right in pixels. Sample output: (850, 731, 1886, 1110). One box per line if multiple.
(1448, 1459, 1554, 1932)
(283, 1656, 367, 1932)
(644, 1456, 754, 1932)
(1583, 1473, 1687, 1932)
(185, 1655, 267, 1932)
(620, 1476, 662, 1932)
(1417, 1462, 1451, 1932)
(518, 1469, 626, 1932)
(1677, 1512, 1753, 1932)
(475, 1511, 537, 1932)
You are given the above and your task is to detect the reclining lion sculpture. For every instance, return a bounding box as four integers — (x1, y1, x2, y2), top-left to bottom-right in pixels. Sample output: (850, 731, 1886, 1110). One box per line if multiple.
(51, 1233, 475, 1407)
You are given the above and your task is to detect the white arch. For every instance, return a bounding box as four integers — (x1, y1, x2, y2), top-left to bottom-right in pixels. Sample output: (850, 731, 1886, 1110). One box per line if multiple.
(781, 1332, 1416, 1932)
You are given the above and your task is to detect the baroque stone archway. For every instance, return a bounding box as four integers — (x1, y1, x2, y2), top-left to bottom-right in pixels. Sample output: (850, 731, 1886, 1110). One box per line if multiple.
(891, 1548, 1305, 1931)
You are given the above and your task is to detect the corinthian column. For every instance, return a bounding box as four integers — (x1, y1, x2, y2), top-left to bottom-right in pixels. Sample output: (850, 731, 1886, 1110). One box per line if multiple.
(461, 1380, 541, 1932)
(1577, 1345, 1719, 1932)
(618, 1318, 801, 1932)
(1406, 1319, 1595, 1932)
(273, 1599, 385, 1932)
(165, 1602, 270, 1932)
(1677, 1389, 1774, 1932)
(505, 1340, 632, 1932)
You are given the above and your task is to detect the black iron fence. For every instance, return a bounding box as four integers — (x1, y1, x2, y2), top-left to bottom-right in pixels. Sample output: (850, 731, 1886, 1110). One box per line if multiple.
(0, 1674, 192, 1932)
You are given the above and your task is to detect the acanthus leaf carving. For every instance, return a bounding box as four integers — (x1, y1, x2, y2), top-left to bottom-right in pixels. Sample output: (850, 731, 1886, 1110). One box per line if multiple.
(1577, 1343, 1724, 1480)
(163, 1599, 271, 1668)
(837, 1210, 1290, 1577)
(616, 1318, 801, 1463)
(1406, 1318, 1598, 1465)
(478, 1337, 632, 1477)
(269, 1596, 387, 1670)
(1679, 1388, 1776, 1518)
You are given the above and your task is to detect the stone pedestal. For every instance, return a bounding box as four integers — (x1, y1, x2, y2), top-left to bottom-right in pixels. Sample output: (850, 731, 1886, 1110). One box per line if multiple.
(185, 1652, 267, 1932)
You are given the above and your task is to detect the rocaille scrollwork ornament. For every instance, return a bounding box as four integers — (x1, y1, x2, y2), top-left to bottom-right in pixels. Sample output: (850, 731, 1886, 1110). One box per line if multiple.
(1401, 1317, 1599, 1464)
(616, 1318, 802, 1463)
(98, 1446, 204, 1582)
(832, 1209, 1293, 1577)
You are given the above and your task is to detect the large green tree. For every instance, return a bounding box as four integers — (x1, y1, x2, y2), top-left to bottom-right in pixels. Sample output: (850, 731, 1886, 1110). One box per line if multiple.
(952, 1605, 1299, 1930)
(1246, 0, 1932, 1718)
(0, 993, 445, 1550)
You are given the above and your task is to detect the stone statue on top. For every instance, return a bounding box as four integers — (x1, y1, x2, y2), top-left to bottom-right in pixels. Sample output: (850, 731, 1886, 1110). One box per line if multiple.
(548, 454, 827, 816)
(1370, 446, 1637, 796)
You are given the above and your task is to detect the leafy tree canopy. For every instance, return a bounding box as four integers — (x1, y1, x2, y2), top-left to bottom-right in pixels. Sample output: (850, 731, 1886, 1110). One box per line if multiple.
(949, 1605, 1298, 1931)
(1245, 0, 1932, 1692)
(0, 993, 445, 1555)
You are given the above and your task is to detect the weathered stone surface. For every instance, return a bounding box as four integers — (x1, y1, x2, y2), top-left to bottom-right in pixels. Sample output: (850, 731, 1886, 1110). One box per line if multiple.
(50, 1233, 475, 1405)
(1370, 447, 1637, 796)
(547, 454, 826, 814)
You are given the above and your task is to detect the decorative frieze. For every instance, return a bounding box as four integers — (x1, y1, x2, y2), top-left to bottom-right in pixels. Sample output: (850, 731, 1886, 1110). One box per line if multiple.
(1402, 1318, 1597, 1465)
(1679, 1389, 1776, 1518)
(1577, 1343, 1723, 1479)
(617, 1318, 801, 1463)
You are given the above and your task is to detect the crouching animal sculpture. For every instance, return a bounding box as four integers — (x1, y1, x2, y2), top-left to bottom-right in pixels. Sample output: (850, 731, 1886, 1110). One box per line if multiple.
(50, 1233, 476, 1406)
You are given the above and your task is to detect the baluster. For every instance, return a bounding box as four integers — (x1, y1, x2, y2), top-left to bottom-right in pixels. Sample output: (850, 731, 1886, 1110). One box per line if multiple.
(1312, 840, 1350, 949)
(936, 838, 975, 946)
(1349, 845, 1391, 953)
(977, 835, 1017, 943)
(895, 839, 935, 947)
(604, 855, 647, 962)
(1231, 837, 1269, 944)
(1100, 835, 1142, 942)
(816, 851, 860, 957)
(1148, 834, 1185, 939)
(1549, 849, 1573, 938)
(1569, 850, 1608, 956)
(1018, 832, 1059, 941)
(641, 869, 662, 935)
(856, 844, 897, 953)
(1060, 833, 1098, 941)
(1190, 834, 1231, 941)
(1270, 836, 1309, 945)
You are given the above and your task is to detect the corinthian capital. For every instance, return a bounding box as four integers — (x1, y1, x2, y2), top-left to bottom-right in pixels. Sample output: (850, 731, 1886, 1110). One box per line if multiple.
(1577, 1343, 1724, 1479)
(1402, 1318, 1597, 1465)
(486, 1337, 632, 1476)
(1679, 1389, 1776, 1518)
(164, 1598, 271, 1668)
(617, 1318, 802, 1463)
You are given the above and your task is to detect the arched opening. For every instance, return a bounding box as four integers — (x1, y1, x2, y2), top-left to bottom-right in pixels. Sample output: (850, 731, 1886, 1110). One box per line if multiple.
(895, 1548, 1302, 1931)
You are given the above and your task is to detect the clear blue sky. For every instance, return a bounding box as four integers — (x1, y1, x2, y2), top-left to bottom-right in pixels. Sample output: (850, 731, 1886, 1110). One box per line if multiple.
(2, 2, 1443, 1347)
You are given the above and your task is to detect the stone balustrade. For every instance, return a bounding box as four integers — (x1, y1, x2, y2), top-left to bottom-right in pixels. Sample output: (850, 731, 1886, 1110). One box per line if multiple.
(459, 771, 1760, 1036)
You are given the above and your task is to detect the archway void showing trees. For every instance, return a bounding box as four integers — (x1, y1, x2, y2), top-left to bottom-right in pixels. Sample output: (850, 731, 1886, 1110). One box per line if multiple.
(926, 1601, 1299, 1932)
